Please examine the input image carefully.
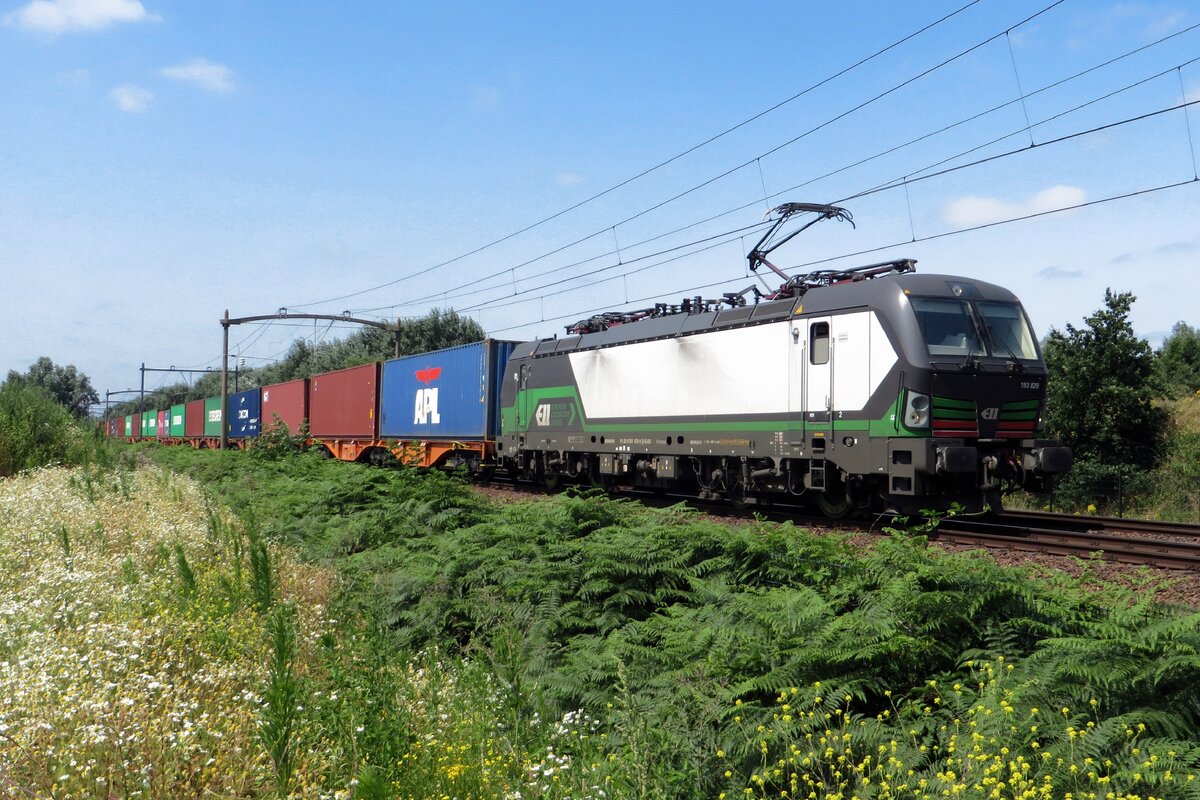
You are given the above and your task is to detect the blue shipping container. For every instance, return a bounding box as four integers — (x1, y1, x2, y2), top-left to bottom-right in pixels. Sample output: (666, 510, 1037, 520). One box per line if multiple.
(227, 388, 262, 439)
(379, 340, 518, 439)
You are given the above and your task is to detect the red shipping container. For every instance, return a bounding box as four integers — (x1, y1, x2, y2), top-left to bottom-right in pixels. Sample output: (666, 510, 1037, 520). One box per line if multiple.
(185, 399, 204, 438)
(158, 410, 168, 438)
(261, 378, 309, 434)
(131, 412, 141, 439)
(309, 363, 378, 438)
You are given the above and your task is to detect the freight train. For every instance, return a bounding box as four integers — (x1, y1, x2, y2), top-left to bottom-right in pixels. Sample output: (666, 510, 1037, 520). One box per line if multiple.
(109, 206, 1070, 515)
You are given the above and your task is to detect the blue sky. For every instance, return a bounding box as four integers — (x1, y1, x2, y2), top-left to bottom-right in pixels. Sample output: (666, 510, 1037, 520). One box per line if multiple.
(2, 0, 1198, 401)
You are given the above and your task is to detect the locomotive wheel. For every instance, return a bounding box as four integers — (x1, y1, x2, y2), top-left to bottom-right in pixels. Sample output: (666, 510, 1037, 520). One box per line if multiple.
(814, 488, 852, 519)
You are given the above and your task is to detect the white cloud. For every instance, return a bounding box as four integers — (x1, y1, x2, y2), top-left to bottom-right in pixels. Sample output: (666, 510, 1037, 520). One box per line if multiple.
(943, 185, 1087, 227)
(5, 0, 157, 33)
(160, 58, 234, 93)
(110, 84, 152, 112)
(555, 172, 584, 187)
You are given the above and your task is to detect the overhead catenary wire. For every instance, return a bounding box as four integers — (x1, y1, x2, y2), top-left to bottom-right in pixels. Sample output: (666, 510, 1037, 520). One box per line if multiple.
(466, 94, 1200, 326)
(355, 12, 1194, 319)
(1180, 67, 1200, 180)
(843, 58, 1200, 202)
(483, 177, 1199, 337)
(248, 57, 1200, 373)
(457, 226, 762, 315)
(363, 91, 1200, 323)
(208, 9, 1193, 370)
(280, 0, 1001, 312)
(840, 90, 1200, 206)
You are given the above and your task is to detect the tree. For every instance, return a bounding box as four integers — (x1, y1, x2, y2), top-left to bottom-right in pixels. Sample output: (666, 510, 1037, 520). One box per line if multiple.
(4, 357, 99, 419)
(1041, 289, 1165, 471)
(392, 307, 486, 356)
(1154, 321, 1200, 398)
(245, 307, 486, 386)
(109, 307, 492, 415)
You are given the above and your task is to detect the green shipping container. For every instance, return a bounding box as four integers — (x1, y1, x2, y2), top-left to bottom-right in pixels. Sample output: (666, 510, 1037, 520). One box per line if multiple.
(203, 396, 223, 437)
(141, 414, 149, 437)
(170, 403, 186, 437)
(124, 415, 133, 437)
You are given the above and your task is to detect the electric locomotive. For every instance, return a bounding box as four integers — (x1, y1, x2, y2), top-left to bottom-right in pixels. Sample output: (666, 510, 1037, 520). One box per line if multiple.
(495, 204, 1071, 515)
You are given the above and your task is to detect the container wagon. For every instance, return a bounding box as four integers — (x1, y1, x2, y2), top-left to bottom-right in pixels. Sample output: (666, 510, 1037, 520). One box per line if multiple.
(376, 339, 518, 469)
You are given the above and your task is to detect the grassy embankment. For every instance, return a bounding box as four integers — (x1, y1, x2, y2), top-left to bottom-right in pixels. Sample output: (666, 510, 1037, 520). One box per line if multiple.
(4, 420, 1200, 797)
(1145, 394, 1200, 520)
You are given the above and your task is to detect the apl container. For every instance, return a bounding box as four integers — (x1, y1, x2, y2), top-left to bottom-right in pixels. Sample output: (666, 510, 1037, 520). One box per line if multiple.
(228, 388, 262, 439)
(170, 403, 186, 437)
(309, 363, 378, 438)
(379, 340, 518, 439)
(261, 378, 308, 434)
(185, 399, 204, 438)
(203, 396, 223, 437)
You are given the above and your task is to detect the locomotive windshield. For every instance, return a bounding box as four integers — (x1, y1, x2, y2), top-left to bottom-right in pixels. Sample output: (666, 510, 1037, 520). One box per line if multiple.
(911, 297, 1037, 360)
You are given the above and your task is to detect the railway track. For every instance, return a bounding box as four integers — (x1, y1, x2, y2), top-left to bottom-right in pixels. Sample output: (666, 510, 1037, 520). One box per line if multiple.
(479, 476, 1200, 571)
(998, 509, 1200, 538)
(933, 512, 1200, 570)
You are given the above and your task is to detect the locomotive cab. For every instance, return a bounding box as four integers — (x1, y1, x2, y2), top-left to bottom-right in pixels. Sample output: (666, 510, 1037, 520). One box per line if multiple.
(885, 275, 1071, 513)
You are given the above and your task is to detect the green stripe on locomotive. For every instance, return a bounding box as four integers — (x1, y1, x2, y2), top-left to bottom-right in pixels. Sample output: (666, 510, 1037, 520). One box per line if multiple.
(502, 386, 926, 438)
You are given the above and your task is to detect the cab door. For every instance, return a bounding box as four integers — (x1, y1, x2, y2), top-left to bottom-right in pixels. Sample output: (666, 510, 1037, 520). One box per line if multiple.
(515, 362, 532, 434)
(804, 317, 833, 425)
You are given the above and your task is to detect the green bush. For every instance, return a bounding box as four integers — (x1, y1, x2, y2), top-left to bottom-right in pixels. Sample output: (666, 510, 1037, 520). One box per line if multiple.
(0, 382, 85, 477)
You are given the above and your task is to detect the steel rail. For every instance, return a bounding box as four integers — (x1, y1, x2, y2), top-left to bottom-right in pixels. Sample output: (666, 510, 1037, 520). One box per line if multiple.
(999, 509, 1200, 538)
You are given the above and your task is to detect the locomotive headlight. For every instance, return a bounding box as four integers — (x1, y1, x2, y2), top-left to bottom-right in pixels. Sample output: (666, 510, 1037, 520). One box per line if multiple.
(905, 391, 931, 429)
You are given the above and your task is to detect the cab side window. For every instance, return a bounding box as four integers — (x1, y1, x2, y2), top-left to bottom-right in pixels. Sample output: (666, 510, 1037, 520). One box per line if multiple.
(810, 322, 830, 365)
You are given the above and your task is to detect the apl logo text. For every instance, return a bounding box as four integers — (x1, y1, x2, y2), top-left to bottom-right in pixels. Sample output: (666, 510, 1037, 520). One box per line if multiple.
(414, 367, 443, 425)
